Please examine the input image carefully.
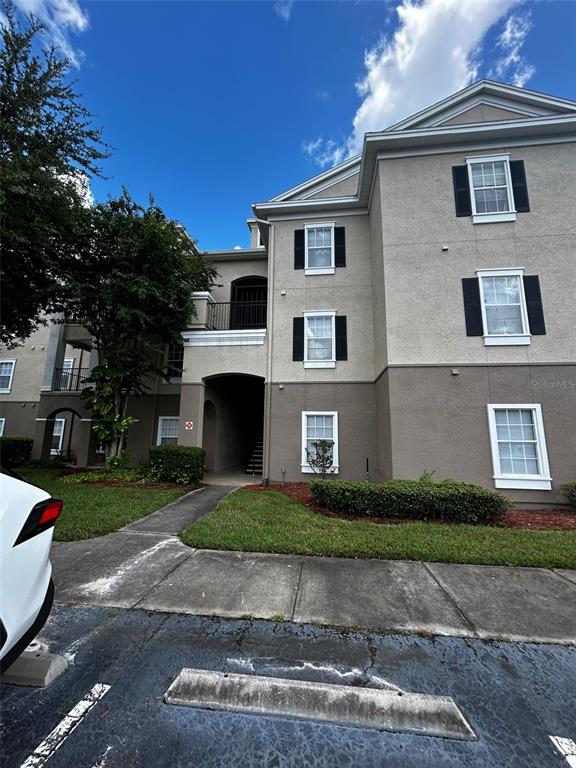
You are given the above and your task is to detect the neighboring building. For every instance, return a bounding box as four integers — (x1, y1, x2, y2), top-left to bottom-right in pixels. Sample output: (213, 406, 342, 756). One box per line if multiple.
(1, 80, 575, 504)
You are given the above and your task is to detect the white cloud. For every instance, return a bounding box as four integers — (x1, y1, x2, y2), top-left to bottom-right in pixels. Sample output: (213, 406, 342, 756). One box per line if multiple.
(274, 0, 294, 22)
(13, 0, 89, 67)
(305, 0, 535, 168)
(491, 10, 535, 87)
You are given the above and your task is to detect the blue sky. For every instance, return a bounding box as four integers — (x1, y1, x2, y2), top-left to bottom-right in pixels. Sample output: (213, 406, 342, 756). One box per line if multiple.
(9, 0, 576, 250)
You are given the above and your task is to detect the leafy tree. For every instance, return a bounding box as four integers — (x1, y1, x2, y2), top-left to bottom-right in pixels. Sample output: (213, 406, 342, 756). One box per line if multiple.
(64, 191, 217, 460)
(0, 1, 109, 346)
(306, 439, 335, 479)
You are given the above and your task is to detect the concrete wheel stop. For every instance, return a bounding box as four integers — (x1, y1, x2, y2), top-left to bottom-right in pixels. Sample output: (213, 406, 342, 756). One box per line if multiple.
(164, 668, 477, 740)
(1, 651, 68, 688)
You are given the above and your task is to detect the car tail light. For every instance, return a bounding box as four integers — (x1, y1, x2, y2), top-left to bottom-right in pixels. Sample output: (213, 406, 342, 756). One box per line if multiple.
(14, 498, 63, 546)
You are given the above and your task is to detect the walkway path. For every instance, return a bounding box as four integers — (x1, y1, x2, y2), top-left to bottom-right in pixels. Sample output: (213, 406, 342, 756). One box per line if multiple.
(51, 486, 576, 645)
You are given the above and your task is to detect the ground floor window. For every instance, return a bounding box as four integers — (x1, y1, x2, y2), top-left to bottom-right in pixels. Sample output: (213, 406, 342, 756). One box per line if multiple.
(301, 411, 339, 474)
(487, 404, 551, 490)
(157, 416, 179, 446)
(50, 418, 66, 455)
(0, 417, 4, 436)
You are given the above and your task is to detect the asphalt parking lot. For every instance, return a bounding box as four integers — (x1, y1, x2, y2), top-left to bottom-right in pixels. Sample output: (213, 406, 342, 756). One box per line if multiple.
(1, 604, 575, 768)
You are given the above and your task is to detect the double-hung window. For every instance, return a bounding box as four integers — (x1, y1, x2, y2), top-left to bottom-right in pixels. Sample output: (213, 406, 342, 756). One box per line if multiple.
(301, 411, 339, 474)
(157, 417, 179, 446)
(0, 360, 15, 393)
(477, 269, 530, 345)
(466, 154, 516, 224)
(165, 340, 184, 382)
(487, 405, 551, 490)
(304, 312, 335, 368)
(305, 223, 335, 275)
(51, 418, 66, 455)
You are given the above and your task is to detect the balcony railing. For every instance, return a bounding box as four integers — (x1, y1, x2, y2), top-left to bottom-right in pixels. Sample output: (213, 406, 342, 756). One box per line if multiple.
(206, 301, 267, 331)
(52, 367, 90, 391)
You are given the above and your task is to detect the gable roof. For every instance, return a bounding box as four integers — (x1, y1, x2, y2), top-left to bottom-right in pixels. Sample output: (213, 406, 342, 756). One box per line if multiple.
(269, 154, 361, 203)
(254, 80, 576, 218)
(388, 79, 576, 131)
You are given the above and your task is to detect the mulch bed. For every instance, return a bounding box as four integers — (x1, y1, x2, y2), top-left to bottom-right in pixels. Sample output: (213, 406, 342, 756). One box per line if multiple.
(241, 482, 576, 531)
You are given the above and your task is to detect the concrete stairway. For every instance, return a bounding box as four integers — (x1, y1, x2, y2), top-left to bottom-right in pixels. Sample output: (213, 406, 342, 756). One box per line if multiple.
(245, 438, 263, 476)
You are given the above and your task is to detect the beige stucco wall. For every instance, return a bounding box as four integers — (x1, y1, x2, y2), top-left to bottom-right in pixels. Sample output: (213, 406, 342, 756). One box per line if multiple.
(266, 382, 377, 482)
(0, 325, 51, 403)
(441, 104, 534, 126)
(305, 173, 359, 200)
(268, 214, 375, 383)
(207, 257, 268, 302)
(181, 341, 267, 384)
(377, 142, 576, 367)
(385, 364, 576, 504)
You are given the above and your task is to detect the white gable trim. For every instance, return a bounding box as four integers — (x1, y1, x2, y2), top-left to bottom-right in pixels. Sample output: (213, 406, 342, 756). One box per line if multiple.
(269, 155, 361, 202)
(429, 95, 554, 128)
(388, 80, 576, 131)
(299, 169, 359, 200)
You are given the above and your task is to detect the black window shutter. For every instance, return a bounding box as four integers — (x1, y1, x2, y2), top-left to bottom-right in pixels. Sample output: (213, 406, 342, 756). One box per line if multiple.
(452, 166, 472, 217)
(293, 317, 304, 360)
(510, 160, 530, 213)
(294, 230, 305, 269)
(334, 227, 346, 268)
(462, 278, 483, 336)
(523, 276, 546, 335)
(335, 316, 347, 360)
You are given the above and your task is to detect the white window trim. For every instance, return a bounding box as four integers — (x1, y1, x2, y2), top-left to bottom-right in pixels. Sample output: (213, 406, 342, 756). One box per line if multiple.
(157, 416, 180, 446)
(487, 404, 552, 490)
(303, 310, 336, 369)
(0, 359, 16, 394)
(476, 268, 531, 346)
(466, 153, 517, 224)
(301, 411, 339, 474)
(304, 222, 335, 275)
(0, 417, 5, 436)
(50, 418, 66, 455)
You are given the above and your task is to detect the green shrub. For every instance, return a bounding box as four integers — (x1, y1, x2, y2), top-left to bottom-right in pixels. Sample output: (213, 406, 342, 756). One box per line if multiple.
(561, 483, 576, 505)
(310, 478, 510, 525)
(62, 468, 148, 484)
(106, 451, 130, 472)
(0, 436, 33, 468)
(148, 445, 205, 485)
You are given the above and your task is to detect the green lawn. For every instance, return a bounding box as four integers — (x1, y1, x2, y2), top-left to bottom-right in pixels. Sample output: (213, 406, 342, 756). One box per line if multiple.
(180, 490, 576, 569)
(22, 469, 184, 541)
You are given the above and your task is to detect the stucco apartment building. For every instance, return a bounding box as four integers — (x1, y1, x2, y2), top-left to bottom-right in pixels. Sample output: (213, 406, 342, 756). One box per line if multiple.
(1, 80, 575, 504)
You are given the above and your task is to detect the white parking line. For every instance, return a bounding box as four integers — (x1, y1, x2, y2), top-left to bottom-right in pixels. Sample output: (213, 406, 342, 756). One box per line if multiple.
(550, 736, 576, 767)
(20, 683, 111, 768)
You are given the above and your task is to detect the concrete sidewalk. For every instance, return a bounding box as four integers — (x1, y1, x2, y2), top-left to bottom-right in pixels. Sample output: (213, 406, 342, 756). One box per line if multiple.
(51, 479, 576, 644)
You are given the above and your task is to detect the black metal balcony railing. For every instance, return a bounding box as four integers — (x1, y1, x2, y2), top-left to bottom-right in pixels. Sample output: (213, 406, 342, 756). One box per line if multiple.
(207, 301, 267, 331)
(52, 367, 90, 391)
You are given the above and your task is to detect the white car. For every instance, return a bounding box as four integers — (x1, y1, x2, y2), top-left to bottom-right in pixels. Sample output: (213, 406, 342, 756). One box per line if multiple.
(0, 467, 62, 672)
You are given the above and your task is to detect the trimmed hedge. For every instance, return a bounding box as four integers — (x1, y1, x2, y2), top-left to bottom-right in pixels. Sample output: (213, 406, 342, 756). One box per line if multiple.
(0, 436, 33, 468)
(561, 483, 576, 505)
(310, 478, 511, 525)
(148, 445, 205, 485)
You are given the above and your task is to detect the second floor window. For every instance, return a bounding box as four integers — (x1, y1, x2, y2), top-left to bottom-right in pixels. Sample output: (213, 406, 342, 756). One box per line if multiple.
(478, 270, 529, 339)
(0, 360, 15, 393)
(305, 223, 334, 274)
(165, 341, 184, 382)
(304, 312, 335, 368)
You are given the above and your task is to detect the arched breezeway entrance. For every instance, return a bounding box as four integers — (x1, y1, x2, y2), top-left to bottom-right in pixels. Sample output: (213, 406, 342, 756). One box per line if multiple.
(38, 407, 102, 465)
(202, 373, 264, 476)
